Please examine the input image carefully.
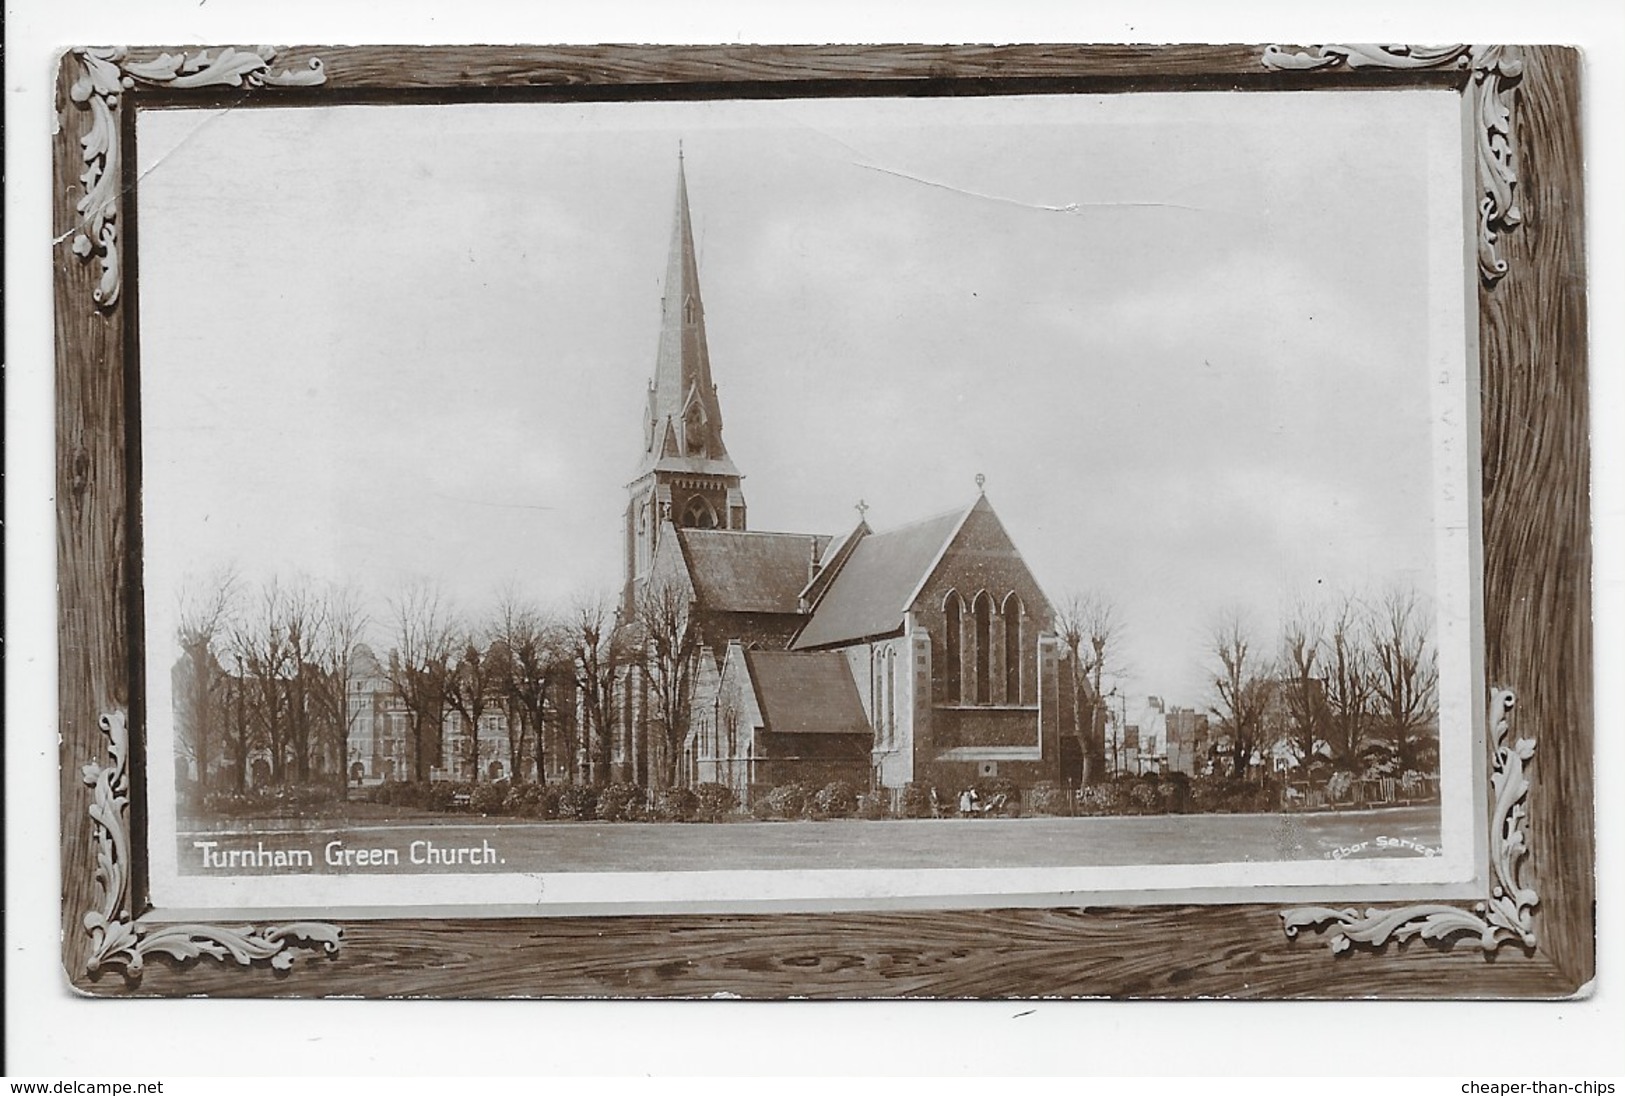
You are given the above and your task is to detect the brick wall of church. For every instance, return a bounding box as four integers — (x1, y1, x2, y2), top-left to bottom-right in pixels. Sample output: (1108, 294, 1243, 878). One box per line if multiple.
(906, 502, 1064, 789)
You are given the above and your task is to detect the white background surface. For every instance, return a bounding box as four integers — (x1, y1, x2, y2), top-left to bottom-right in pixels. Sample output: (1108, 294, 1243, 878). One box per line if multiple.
(6, 0, 1622, 1078)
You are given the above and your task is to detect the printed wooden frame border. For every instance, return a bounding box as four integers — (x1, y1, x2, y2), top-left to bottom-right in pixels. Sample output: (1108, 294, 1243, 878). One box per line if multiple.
(55, 43, 1592, 998)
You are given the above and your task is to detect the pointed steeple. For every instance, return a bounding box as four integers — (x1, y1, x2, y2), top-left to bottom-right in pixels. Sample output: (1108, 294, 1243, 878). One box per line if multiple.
(641, 150, 733, 472)
(626, 151, 747, 611)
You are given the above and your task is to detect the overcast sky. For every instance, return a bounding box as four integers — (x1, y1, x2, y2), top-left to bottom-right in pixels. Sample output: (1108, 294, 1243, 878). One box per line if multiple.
(137, 90, 1466, 705)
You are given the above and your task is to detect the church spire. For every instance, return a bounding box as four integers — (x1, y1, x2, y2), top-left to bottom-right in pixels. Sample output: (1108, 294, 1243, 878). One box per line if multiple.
(625, 150, 747, 610)
(642, 150, 730, 469)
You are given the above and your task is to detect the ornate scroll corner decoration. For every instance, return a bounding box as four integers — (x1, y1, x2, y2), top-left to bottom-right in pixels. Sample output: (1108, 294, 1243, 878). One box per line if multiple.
(1260, 43, 1525, 285)
(65, 46, 327, 312)
(81, 710, 344, 980)
(1280, 687, 1539, 957)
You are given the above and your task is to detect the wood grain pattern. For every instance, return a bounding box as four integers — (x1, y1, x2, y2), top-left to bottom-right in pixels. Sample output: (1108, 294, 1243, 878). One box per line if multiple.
(85, 907, 1581, 1001)
(56, 51, 133, 984)
(55, 43, 1593, 1000)
(1477, 45, 1593, 988)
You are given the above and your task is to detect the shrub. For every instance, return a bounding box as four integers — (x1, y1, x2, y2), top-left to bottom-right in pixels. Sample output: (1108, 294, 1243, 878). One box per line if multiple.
(277, 782, 341, 809)
(200, 782, 349, 818)
(694, 783, 738, 821)
(1077, 782, 1125, 815)
(654, 786, 700, 822)
(470, 780, 509, 814)
(372, 780, 431, 810)
(597, 782, 647, 822)
(199, 790, 260, 817)
(763, 782, 813, 820)
(812, 780, 860, 819)
(1188, 777, 1224, 813)
(556, 784, 598, 821)
(514, 783, 563, 820)
(504, 781, 542, 814)
(1026, 781, 1072, 817)
(395, 781, 431, 810)
(1129, 779, 1162, 814)
(898, 782, 934, 819)
(1327, 770, 1356, 802)
(1360, 743, 1400, 779)
(856, 791, 891, 820)
(1163, 771, 1191, 813)
(426, 781, 472, 812)
(749, 795, 776, 820)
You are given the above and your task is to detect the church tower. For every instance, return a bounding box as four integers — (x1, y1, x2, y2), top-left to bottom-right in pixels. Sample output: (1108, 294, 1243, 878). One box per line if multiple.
(624, 153, 747, 608)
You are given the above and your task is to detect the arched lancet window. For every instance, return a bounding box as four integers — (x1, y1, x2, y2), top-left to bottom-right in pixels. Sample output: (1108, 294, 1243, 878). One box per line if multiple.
(1002, 593, 1025, 704)
(680, 495, 718, 529)
(635, 499, 652, 573)
(973, 592, 994, 705)
(885, 647, 897, 742)
(943, 592, 963, 704)
(872, 654, 884, 741)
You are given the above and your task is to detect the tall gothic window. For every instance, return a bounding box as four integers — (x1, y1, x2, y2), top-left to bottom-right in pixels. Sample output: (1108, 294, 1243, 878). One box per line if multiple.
(943, 592, 963, 704)
(873, 655, 884, 741)
(1003, 593, 1024, 704)
(885, 647, 897, 742)
(973, 592, 994, 705)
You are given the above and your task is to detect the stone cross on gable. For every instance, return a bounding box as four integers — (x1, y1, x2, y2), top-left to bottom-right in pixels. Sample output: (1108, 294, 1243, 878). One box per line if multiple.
(855, 499, 869, 520)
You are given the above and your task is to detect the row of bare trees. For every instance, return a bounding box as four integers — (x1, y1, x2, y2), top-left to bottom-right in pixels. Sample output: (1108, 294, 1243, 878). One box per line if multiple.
(175, 567, 368, 794)
(379, 581, 588, 786)
(176, 566, 703, 794)
(1208, 588, 1440, 780)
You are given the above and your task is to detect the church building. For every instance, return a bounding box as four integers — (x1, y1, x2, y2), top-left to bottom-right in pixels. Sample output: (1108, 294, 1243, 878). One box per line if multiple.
(616, 156, 1078, 805)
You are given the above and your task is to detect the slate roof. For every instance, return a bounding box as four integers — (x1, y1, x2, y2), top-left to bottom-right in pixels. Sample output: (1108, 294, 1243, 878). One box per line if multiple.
(677, 529, 831, 614)
(744, 650, 871, 735)
(790, 504, 971, 650)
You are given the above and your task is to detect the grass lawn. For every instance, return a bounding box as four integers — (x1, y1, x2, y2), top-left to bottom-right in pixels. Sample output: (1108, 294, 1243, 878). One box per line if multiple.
(177, 805, 1442, 875)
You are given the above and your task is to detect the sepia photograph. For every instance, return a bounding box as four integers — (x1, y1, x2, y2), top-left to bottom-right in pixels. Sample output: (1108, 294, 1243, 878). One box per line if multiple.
(43, 37, 1594, 1007)
(137, 88, 1480, 915)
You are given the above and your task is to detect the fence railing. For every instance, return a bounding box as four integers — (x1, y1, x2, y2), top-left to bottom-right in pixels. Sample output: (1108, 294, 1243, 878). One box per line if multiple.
(1283, 775, 1440, 811)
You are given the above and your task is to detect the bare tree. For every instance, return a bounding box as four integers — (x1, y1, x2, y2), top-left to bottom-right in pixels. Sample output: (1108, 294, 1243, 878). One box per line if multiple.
(311, 582, 371, 794)
(1053, 591, 1121, 784)
(1322, 596, 1377, 771)
(174, 565, 240, 789)
(629, 570, 697, 789)
(216, 654, 258, 793)
(1278, 603, 1328, 774)
(279, 578, 329, 785)
(444, 630, 497, 783)
(1370, 587, 1440, 772)
(385, 581, 456, 783)
(1207, 612, 1276, 780)
(490, 588, 571, 785)
(567, 592, 624, 786)
(228, 578, 294, 786)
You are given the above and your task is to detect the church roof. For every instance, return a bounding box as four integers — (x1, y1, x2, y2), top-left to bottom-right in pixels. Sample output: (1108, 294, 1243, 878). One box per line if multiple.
(790, 502, 975, 650)
(676, 529, 831, 615)
(744, 650, 871, 735)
